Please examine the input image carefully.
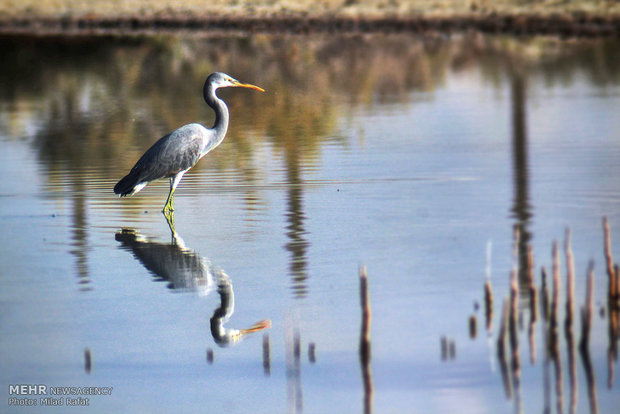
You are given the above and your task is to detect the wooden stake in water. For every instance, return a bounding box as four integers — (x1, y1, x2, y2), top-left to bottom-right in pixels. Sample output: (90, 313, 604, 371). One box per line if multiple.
(603, 217, 620, 373)
(610, 263, 619, 389)
(485, 281, 494, 331)
(527, 245, 537, 322)
(603, 217, 616, 301)
(263, 333, 271, 376)
(469, 315, 477, 339)
(527, 245, 537, 365)
(565, 228, 576, 326)
(308, 342, 316, 364)
(359, 266, 373, 414)
(552, 241, 561, 315)
(84, 348, 92, 374)
(540, 267, 550, 322)
(508, 267, 523, 412)
(580, 261, 595, 351)
(564, 229, 578, 414)
(579, 260, 599, 414)
(509, 268, 519, 360)
(485, 241, 494, 333)
(497, 298, 513, 399)
(550, 241, 564, 414)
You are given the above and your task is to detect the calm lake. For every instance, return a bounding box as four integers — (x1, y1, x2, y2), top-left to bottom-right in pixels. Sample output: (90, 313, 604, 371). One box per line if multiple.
(1, 33, 619, 413)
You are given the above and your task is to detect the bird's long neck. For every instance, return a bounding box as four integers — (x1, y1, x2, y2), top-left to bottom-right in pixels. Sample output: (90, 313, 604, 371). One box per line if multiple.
(204, 84, 229, 148)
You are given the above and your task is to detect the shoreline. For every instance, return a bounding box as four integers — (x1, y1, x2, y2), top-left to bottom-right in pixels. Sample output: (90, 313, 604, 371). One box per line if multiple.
(1, 12, 619, 37)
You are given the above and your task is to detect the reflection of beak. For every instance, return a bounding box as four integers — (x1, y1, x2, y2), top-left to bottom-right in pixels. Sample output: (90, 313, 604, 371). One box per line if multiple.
(239, 319, 271, 335)
(233, 81, 265, 92)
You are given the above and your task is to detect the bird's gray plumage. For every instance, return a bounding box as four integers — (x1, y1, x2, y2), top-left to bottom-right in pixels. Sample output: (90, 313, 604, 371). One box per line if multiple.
(113, 72, 264, 212)
(114, 124, 205, 196)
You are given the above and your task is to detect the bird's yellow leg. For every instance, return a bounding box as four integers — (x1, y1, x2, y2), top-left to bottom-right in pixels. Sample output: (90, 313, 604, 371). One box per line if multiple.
(162, 184, 175, 213)
(163, 207, 176, 234)
(163, 172, 186, 214)
(162, 180, 176, 232)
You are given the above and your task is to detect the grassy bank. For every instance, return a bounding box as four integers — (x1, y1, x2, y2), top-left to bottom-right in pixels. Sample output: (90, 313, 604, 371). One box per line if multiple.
(0, 0, 618, 35)
(2, 0, 619, 19)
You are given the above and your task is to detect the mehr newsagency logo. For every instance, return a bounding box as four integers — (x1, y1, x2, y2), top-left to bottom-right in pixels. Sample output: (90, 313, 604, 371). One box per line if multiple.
(8, 384, 113, 407)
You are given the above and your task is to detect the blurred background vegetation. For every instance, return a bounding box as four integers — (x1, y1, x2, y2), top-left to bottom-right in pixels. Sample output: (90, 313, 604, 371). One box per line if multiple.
(1, 33, 618, 180)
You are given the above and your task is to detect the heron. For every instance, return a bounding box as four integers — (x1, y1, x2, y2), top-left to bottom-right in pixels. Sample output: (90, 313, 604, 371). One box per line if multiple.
(114, 72, 264, 214)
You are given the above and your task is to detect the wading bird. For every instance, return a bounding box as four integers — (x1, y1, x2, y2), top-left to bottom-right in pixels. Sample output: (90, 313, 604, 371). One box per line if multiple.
(114, 72, 264, 215)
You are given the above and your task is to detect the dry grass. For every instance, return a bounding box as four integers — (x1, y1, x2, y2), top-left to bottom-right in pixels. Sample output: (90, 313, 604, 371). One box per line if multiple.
(1, 0, 618, 19)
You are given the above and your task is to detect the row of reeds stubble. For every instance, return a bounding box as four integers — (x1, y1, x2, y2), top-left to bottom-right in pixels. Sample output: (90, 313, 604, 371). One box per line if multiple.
(488, 217, 619, 414)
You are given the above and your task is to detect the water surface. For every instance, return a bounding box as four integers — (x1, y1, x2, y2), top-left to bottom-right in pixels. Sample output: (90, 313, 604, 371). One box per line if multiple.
(1, 33, 619, 413)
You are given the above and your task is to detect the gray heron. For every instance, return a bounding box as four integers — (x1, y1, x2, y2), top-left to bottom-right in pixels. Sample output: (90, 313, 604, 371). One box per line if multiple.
(114, 72, 264, 214)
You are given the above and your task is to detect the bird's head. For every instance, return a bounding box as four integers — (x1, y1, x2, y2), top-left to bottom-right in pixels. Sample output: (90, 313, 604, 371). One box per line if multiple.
(212, 319, 272, 347)
(207, 72, 264, 92)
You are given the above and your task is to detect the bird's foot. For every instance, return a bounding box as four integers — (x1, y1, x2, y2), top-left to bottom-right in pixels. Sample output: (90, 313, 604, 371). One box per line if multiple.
(162, 202, 175, 214)
(162, 208, 176, 232)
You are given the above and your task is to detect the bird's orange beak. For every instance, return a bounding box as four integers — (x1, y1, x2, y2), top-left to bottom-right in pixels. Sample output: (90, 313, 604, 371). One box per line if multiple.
(239, 319, 271, 335)
(233, 81, 265, 92)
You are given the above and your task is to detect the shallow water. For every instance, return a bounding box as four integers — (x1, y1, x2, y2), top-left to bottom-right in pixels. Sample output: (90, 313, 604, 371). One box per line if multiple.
(1, 33, 619, 413)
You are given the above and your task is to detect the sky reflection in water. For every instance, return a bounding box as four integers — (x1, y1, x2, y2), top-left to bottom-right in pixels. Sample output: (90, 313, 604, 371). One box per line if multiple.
(0, 33, 619, 413)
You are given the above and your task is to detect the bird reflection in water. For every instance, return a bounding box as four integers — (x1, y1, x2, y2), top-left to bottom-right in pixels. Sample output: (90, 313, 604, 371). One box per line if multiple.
(115, 215, 270, 347)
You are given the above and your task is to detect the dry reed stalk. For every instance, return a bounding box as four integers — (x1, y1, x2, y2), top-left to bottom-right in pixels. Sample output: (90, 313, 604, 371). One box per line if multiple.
(580, 261, 595, 351)
(484, 279, 493, 333)
(564, 229, 578, 413)
(603, 217, 616, 301)
(527, 245, 537, 322)
(565, 228, 576, 326)
(579, 261, 599, 414)
(616, 264, 620, 304)
(513, 226, 520, 266)
(469, 315, 477, 339)
(84, 348, 92, 374)
(540, 267, 549, 322)
(549, 241, 564, 414)
(526, 245, 537, 364)
(497, 298, 513, 399)
(509, 277, 522, 412)
(552, 241, 561, 311)
(509, 268, 519, 358)
(528, 317, 536, 365)
(611, 265, 620, 388)
(359, 266, 372, 361)
(308, 342, 316, 364)
(359, 266, 373, 414)
(263, 333, 271, 376)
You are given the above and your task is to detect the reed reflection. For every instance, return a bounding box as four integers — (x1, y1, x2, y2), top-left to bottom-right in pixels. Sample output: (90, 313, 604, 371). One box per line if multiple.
(509, 66, 533, 291)
(284, 149, 310, 298)
(115, 216, 270, 347)
(486, 224, 616, 414)
(359, 266, 374, 414)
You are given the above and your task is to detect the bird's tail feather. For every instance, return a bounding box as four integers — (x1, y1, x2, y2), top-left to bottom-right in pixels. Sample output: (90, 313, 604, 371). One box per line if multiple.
(114, 172, 144, 197)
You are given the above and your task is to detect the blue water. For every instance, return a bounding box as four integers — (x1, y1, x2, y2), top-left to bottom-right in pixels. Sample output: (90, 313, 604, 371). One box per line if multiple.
(1, 34, 619, 413)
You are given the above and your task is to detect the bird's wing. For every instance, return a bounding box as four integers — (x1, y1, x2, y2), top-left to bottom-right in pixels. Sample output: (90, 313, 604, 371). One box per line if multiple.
(130, 125, 205, 183)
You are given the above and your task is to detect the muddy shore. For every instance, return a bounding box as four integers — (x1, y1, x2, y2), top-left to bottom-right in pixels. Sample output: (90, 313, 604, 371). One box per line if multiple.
(1, 0, 619, 37)
(1, 13, 618, 37)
